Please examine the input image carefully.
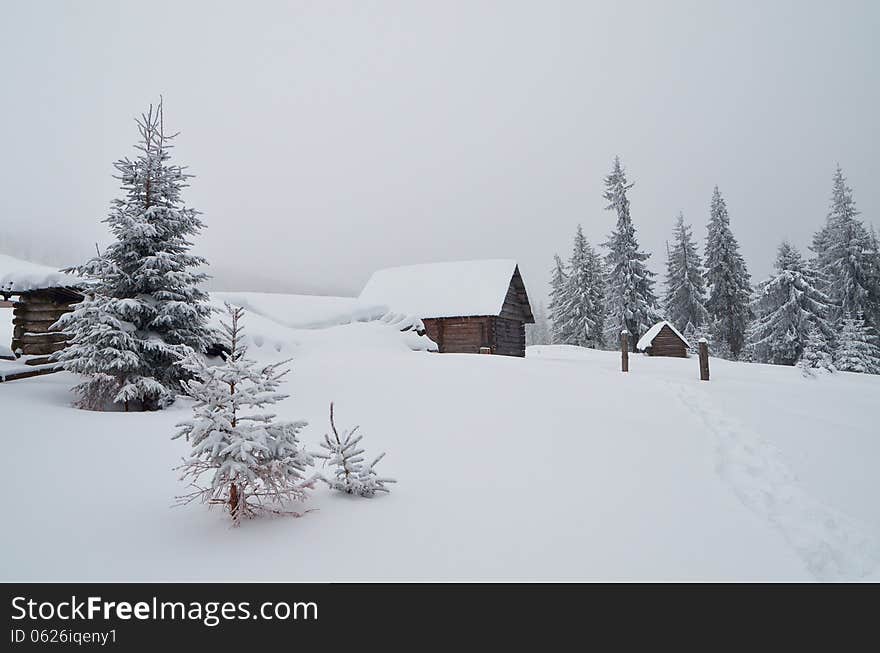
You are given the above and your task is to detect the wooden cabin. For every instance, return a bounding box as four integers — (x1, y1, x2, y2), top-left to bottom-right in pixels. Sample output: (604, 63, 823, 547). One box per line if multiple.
(636, 321, 690, 358)
(1, 254, 85, 365)
(359, 259, 535, 357)
(11, 288, 83, 363)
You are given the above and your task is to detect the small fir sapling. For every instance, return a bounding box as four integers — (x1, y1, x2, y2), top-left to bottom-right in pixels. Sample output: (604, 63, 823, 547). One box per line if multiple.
(173, 304, 316, 524)
(798, 325, 836, 377)
(833, 312, 880, 374)
(319, 402, 395, 497)
(685, 320, 713, 355)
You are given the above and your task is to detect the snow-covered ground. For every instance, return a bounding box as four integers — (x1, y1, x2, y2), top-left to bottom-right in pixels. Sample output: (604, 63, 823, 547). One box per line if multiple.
(2, 294, 879, 581)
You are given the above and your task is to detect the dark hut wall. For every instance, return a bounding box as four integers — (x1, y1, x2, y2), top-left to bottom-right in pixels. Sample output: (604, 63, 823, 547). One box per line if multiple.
(493, 317, 525, 357)
(646, 325, 688, 358)
(422, 316, 525, 357)
(12, 289, 79, 359)
(422, 316, 491, 354)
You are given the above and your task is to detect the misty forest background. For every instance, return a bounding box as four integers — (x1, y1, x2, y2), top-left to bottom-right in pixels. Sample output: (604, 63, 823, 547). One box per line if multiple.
(526, 157, 880, 376)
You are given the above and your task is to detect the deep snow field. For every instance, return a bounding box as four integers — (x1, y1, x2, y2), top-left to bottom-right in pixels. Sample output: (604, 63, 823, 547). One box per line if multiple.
(2, 292, 879, 582)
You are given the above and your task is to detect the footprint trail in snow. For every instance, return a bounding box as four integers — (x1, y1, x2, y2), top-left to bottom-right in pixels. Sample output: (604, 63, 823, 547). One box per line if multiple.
(674, 381, 880, 581)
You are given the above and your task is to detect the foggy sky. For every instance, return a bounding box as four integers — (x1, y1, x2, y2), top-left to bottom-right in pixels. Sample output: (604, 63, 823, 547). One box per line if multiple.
(2, 1, 877, 301)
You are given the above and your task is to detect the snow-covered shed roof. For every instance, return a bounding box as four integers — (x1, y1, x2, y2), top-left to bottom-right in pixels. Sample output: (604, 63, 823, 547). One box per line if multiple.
(358, 259, 534, 322)
(636, 321, 690, 351)
(0, 254, 84, 295)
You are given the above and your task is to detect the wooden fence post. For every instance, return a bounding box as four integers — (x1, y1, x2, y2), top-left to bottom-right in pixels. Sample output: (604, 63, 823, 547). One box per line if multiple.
(620, 330, 629, 373)
(698, 338, 710, 381)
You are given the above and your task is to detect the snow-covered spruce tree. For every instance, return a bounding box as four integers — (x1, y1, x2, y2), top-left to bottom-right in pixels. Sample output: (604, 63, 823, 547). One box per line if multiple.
(56, 100, 213, 410)
(798, 324, 836, 377)
(525, 302, 551, 346)
(174, 304, 316, 524)
(749, 241, 835, 366)
(704, 186, 752, 358)
(585, 238, 607, 347)
(664, 212, 709, 333)
(683, 320, 714, 355)
(547, 254, 571, 344)
(602, 157, 659, 349)
(52, 266, 166, 413)
(53, 279, 180, 411)
(833, 312, 880, 374)
(560, 225, 606, 348)
(811, 166, 880, 328)
(319, 403, 395, 497)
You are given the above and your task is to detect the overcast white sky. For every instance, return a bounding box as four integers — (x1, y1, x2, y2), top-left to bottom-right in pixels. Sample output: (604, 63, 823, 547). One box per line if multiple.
(1, 1, 877, 300)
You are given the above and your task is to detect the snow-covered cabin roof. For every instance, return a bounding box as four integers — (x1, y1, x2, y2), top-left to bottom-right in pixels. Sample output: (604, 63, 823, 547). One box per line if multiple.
(636, 321, 690, 351)
(0, 254, 84, 295)
(358, 259, 534, 322)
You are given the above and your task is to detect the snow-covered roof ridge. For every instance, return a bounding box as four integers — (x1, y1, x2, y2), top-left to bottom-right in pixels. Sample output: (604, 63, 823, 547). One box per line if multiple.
(0, 254, 84, 294)
(358, 258, 524, 319)
(636, 320, 691, 351)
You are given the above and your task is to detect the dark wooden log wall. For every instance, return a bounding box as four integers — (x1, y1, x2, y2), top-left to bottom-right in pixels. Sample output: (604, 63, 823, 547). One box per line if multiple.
(422, 317, 492, 354)
(492, 316, 525, 357)
(646, 325, 688, 358)
(11, 289, 80, 362)
(422, 316, 526, 357)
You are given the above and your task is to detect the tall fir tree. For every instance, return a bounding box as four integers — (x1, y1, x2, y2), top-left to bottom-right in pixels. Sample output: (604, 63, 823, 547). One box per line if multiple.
(585, 242, 607, 347)
(602, 157, 659, 348)
(704, 186, 752, 358)
(811, 166, 880, 328)
(547, 254, 571, 344)
(664, 212, 708, 333)
(560, 225, 606, 348)
(749, 241, 834, 366)
(55, 101, 213, 410)
(833, 312, 880, 374)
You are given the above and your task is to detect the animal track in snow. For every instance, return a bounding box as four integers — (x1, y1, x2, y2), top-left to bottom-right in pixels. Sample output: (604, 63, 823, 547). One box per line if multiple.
(674, 381, 880, 581)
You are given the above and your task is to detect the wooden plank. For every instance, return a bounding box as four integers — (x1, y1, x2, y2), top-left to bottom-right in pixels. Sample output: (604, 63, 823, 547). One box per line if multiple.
(19, 341, 67, 356)
(0, 365, 62, 382)
(19, 333, 70, 345)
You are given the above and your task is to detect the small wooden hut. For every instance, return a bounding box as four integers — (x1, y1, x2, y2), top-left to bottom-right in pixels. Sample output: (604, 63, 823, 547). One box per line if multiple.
(359, 259, 535, 357)
(11, 288, 83, 363)
(1, 254, 85, 365)
(636, 321, 690, 358)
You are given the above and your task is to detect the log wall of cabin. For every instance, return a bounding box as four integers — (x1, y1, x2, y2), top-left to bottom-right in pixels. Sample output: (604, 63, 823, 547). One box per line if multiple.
(422, 316, 526, 357)
(422, 316, 493, 354)
(646, 325, 688, 357)
(11, 289, 78, 362)
(492, 316, 526, 357)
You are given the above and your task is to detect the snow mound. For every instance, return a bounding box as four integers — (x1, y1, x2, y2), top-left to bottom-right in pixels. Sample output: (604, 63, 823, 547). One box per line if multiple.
(0, 253, 83, 294)
(212, 291, 360, 329)
(208, 293, 437, 358)
(358, 259, 519, 318)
